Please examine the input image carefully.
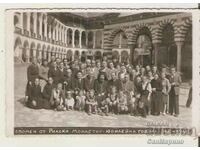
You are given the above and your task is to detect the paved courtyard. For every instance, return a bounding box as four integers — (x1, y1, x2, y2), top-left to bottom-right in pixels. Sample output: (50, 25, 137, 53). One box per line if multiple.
(14, 64, 192, 128)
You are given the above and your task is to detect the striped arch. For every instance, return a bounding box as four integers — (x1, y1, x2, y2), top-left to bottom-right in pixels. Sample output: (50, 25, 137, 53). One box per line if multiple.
(130, 23, 154, 45)
(105, 28, 128, 49)
(109, 28, 128, 44)
(156, 19, 176, 42)
(177, 17, 192, 41)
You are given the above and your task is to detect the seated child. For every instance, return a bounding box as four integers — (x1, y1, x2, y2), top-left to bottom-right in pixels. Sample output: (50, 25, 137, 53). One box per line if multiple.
(128, 91, 138, 116)
(50, 83, 65, 111)
(137, 100, 147, 118)
(85, 89, 97, 115)
(64, 90, 75, 110)
(117, 90, 128, 114)
(75, 90, 86, 111)
(107, 86, 119, 114)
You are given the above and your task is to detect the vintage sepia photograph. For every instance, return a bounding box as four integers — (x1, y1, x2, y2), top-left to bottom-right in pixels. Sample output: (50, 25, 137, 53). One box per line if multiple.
(12, 10, 193, 134)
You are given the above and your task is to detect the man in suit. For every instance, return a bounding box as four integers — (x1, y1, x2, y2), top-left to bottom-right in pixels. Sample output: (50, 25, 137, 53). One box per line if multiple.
(25, 57, 39, 102)
(27, 78, 44, 109)
(42, 77, 55, 109)
(58, 62, 67, 84)
(48, 55, 56, 69)
(169, 66, 182, 117)
(73, 71, 85, 91)
(83, 69, 95, 92)
(48, 61, 60, 85)
(64, 69, 74, 91)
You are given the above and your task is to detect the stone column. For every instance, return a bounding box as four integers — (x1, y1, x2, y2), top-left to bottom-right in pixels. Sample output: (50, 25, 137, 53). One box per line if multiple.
(65, 28, 68, 46)
(56, 24, 59, 41)
(48, 24, 51, 39)
(27, 13, 31, 36)
(93, 31, 96, 49)
(176, 41, 183, 72)
(63, 28, 65, 44)
(72, 29, 75, 48)
(119, 33, 122, 48)
(52, 25, 55, 40)
(20, 12, 24, 34)
(86, 32, 88, 47)
(25, 48, 30, 63)
(152, 42, 161, 65)
(79, 31, 82, 48)
(44, 15, 47, 39)
(33, 49, 36, 57)
(39, 50, 42, 59)
(33, 13, 37, 36)
(39, 14, 43, 38)
(101, 31, 104, 49)
(59, 26, 62, 42)
(44, 51, 47, 60)
(48, 52, 51, 62)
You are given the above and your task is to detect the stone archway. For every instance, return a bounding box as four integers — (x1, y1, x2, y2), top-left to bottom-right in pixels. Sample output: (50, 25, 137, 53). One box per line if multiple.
(67, 50, 73, 61)
(133, 26, 153, 66)
(23, 40, 29, 62)
(74, 30, 80, 48)
(30, 42, 36, 62)
(159, 23, 176, 68)
(182, 24, 192, 80)
(14, 37, 22, 62)
(67, 28, 73, 47)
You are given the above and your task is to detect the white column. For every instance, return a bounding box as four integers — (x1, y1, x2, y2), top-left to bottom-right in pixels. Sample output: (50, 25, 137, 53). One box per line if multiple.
(119, 33, 122, 48)
(59, 26, 62, 42)
(39, 50, 42, 59)
(101, 31, 104, 49)
(27, 13, 30, 35)
(62, 28, 65, 43)
(33, 49, 36, 57)
(48, 24, 51, 39)
(72, 29, 75, 48)
(93, 31, 96, 49)
(48, 52, 51, 62)
(39, 14, 43, 38)
(20, 13, 24, 34)
(44, 16, 47, 38)
(79, 31, 82, 48)
(56, 24, 59, 41)
(176, 41, 183, 72)
(33, 13, 37, 35)
(152, 41, 160, 65)
(86, 32, 88, 46)
(52, 25, 55, 40)
(26, 48, 30, 63)
(65, 28, 68, 46)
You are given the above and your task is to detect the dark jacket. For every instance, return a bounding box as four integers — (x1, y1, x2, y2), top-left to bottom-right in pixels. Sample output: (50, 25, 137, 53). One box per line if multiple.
(48, 67, 60, 84)
(42, 83, 55, 101)
(27, 64, 39, 82)
(83, 76, 95, 91)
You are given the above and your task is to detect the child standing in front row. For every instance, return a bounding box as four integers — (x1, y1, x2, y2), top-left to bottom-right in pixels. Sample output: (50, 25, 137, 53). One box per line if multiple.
(85, 89, 97, 115)
(118, 90, 128, 114)
(107, 86, 119, 114)
(64, 90, 75, 110)
(75, 90, 86, 111)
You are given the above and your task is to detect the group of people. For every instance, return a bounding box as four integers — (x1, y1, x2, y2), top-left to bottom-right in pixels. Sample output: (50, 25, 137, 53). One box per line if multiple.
(25, 55, 184, 118)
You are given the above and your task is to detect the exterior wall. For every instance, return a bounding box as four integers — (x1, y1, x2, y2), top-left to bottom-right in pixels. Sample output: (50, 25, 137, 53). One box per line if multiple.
(103, 13, 192, 73)
(14, 12, 192, 77)
(14, 12, 104, 63)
